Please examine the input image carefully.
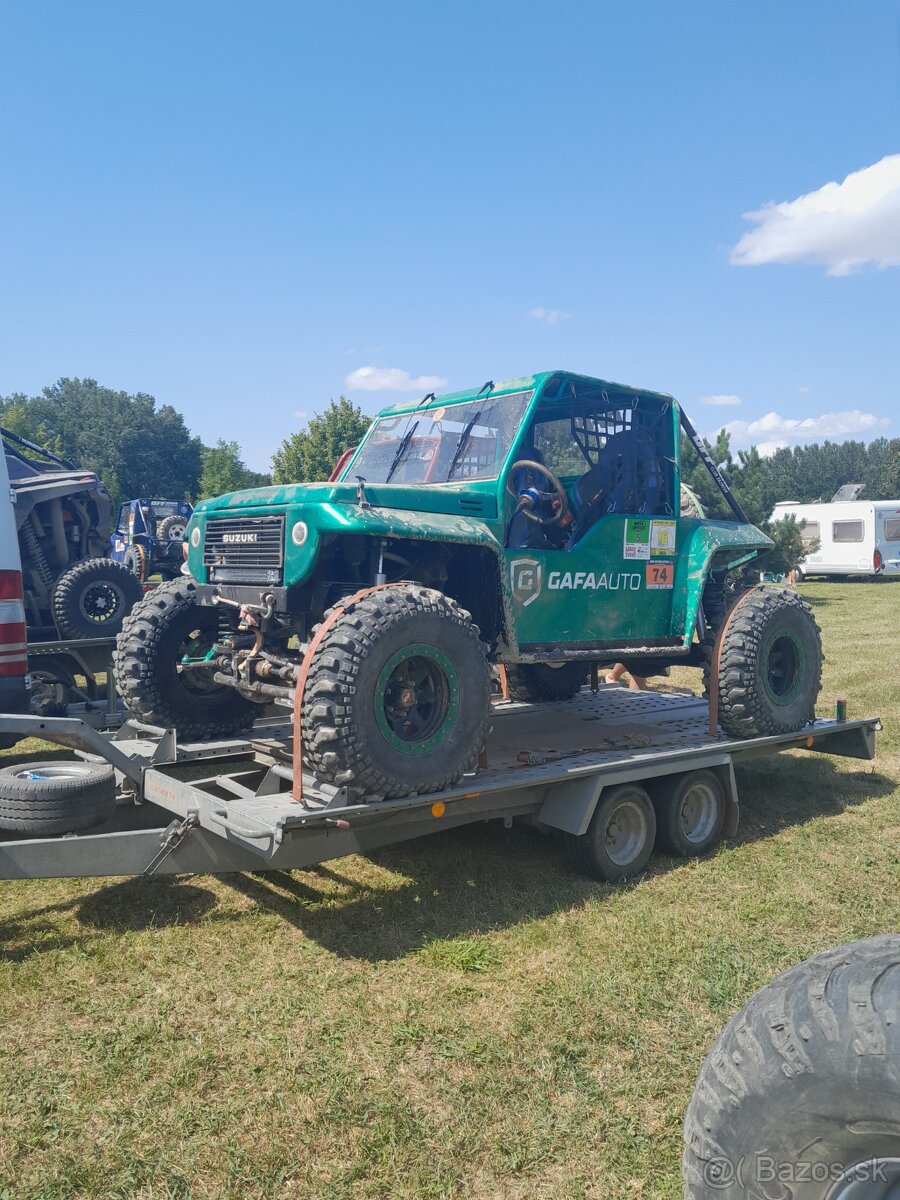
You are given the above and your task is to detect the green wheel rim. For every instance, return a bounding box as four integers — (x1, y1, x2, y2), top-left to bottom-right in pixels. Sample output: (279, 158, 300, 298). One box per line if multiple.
(374, 643, 460, 755)
(762, 628, 804, 706)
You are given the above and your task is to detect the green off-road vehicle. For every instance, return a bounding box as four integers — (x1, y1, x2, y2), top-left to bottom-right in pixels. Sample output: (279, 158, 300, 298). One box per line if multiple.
(115, 371, 822, 798)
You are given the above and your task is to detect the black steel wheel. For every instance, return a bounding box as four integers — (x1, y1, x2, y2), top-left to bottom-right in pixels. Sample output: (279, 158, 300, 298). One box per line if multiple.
(703, 586, 823, 737)
(684, 935, 900, 1199)
(302, 584, 492, 799)
(113, 578, 256, 738)
(51, 558, 143, 640)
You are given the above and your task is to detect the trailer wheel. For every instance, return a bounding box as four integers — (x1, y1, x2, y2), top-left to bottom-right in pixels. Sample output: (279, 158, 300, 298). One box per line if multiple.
(505, 662, 588, 703)
(302, 584, 492, 798)
(0, 761, 115, 834)
(52, 558, 143, 639)
(652, 770, 726, 857)
(124, 543, 148, 582)
(28, 655, 77, 718)
(565, 783, 656, 881)
(704, 587, 822, 738)
(683, 934, 900, 1199)
(113, 578, 257, 739)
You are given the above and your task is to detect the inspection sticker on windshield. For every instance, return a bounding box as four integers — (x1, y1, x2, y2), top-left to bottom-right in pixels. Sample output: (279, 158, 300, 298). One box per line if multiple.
(646, 562, 674, 589)
(650, 519, 676, 557)
(623, 518, 651, 559)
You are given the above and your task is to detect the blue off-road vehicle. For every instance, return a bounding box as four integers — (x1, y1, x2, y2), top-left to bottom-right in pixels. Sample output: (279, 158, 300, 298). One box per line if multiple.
(111, 499, 193, 582)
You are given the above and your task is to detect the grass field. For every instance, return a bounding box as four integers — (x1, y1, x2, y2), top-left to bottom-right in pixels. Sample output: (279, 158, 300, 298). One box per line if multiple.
(1, 581, 897, 1199)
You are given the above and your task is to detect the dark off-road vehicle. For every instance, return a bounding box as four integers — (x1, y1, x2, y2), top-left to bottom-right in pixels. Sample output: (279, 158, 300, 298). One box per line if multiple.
(115, 371, 823, 798)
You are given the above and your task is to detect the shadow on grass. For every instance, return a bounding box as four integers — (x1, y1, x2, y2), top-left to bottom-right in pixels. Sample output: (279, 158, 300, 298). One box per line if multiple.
(2, 754, 894, 963)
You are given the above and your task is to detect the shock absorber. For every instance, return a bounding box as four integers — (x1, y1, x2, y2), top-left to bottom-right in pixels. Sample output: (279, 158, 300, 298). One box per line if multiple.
(19, 521, 54, 591)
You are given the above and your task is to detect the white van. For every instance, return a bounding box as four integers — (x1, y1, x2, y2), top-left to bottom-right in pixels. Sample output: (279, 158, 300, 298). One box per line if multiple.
(0, 446, 30, 715)
(771, 499, 900, 579)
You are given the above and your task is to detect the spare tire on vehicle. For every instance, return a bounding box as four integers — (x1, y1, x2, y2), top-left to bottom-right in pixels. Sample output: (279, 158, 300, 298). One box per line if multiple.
(157, 514, 187, 541)
(52, 558, 143, 640)
(703, 586, 822, 738)
(0, 760, 116, 835)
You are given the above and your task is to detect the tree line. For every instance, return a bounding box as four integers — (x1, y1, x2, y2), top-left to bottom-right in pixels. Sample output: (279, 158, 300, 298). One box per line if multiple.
(2, 379, 897, 564)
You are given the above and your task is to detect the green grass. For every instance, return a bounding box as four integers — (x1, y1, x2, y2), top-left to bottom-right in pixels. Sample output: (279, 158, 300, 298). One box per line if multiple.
(1, 581, 898, 1199)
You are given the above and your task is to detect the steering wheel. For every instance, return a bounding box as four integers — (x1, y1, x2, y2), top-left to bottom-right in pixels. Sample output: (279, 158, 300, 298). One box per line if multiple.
(506, 460, 569, 525)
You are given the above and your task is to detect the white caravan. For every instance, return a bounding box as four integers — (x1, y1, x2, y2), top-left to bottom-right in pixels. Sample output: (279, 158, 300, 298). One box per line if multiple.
(771, 499, 900, 579)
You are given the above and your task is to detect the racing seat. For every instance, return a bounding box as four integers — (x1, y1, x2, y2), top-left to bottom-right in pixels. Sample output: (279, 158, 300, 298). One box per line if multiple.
(571, 428, 664, 541)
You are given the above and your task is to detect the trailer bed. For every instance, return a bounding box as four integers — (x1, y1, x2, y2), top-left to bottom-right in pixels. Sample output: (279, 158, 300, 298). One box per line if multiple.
(0, 687, 879, 882)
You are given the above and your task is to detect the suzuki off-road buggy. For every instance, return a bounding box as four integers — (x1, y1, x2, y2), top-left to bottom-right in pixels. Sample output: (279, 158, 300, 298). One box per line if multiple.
(115, 371, 823, 800)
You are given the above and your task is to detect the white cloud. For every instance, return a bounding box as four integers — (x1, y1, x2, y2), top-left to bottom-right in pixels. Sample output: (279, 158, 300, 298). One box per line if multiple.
(701, 394, 742, 407)
(345, 366, 449, 392)
(731, 154, 900, 275)
(294, 409, 308, 421)
(529, 307, 572, 326)
(714, 409, 890, 451)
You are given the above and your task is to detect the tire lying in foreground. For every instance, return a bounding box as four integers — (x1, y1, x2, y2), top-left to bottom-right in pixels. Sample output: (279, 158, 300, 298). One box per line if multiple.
(505, 662, 587, 703)
(302, 584, 492, 798)
(0, 761, 116, 834)
(683, 934, 900, 1199)
(114, 578, 257, 740)
(704, 586, 823, 738)
(52, 557, 144, 639)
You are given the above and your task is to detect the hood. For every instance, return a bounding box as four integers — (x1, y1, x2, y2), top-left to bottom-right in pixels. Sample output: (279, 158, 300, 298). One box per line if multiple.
(196, 480, 498, 521)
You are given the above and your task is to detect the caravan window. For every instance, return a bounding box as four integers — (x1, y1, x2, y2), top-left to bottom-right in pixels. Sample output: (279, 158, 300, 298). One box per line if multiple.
(883, 518, 900, 542)
(832, 520, 864, 543)
(800, 520, 819, 545)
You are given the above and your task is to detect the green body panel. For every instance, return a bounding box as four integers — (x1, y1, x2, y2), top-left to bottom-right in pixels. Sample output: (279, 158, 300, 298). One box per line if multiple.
(185, 369, 772, 661)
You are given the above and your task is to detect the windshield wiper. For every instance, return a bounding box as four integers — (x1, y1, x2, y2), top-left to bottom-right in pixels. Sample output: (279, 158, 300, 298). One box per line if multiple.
(384, 421, 419, 483)
(444, 410, 482, 482)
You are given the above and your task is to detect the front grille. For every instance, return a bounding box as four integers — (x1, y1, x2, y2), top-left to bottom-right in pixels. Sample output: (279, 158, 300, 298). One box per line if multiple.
(203, 516, 285, 585)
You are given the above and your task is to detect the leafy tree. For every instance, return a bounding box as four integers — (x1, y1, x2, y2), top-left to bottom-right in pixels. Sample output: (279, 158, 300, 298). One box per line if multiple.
(272, 396, 371, 484)
(199, 439, 272, 499)
(0, 378, 202, 507)
(679, 428, 734, 519)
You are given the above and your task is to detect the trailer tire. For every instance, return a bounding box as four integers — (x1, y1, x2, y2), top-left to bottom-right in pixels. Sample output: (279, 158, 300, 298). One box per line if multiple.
(505, 662, 588, 703)
(0, 761, 115, 834)
(113, 578, 257, 739)
(52, 558, 143, 639)
(565, 783, 656, 881)
(683, 934, 900, 1199)
(703, 587, 822, 738)
(651, 769, 725, 857)
(302, 584, 492, 799)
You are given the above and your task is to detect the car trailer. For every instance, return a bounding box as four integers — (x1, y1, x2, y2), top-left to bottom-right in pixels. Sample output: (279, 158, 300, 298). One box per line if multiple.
(0, 688, 880, 884)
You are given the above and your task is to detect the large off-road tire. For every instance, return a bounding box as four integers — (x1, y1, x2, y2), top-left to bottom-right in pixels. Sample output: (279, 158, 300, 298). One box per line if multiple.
(158, 514, 187, 541)
(703, 587, 822, 738)
(113, 578, 256, 738)
(683, 934, 900, 1199)
(124, 543, 148, 582)
(51, 558, 143, 639)
(302, 585, 492, 799)
(0, 761, 115, 834)
(505, 662, 588, 703)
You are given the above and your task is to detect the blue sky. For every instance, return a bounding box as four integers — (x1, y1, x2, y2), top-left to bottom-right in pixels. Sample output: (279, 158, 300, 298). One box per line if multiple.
(1, 1, 898, 470)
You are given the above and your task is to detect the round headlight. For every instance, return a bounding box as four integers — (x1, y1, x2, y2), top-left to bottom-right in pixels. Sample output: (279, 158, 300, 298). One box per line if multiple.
(291, 520, 309, 546)
(190, 527, 201, 548)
